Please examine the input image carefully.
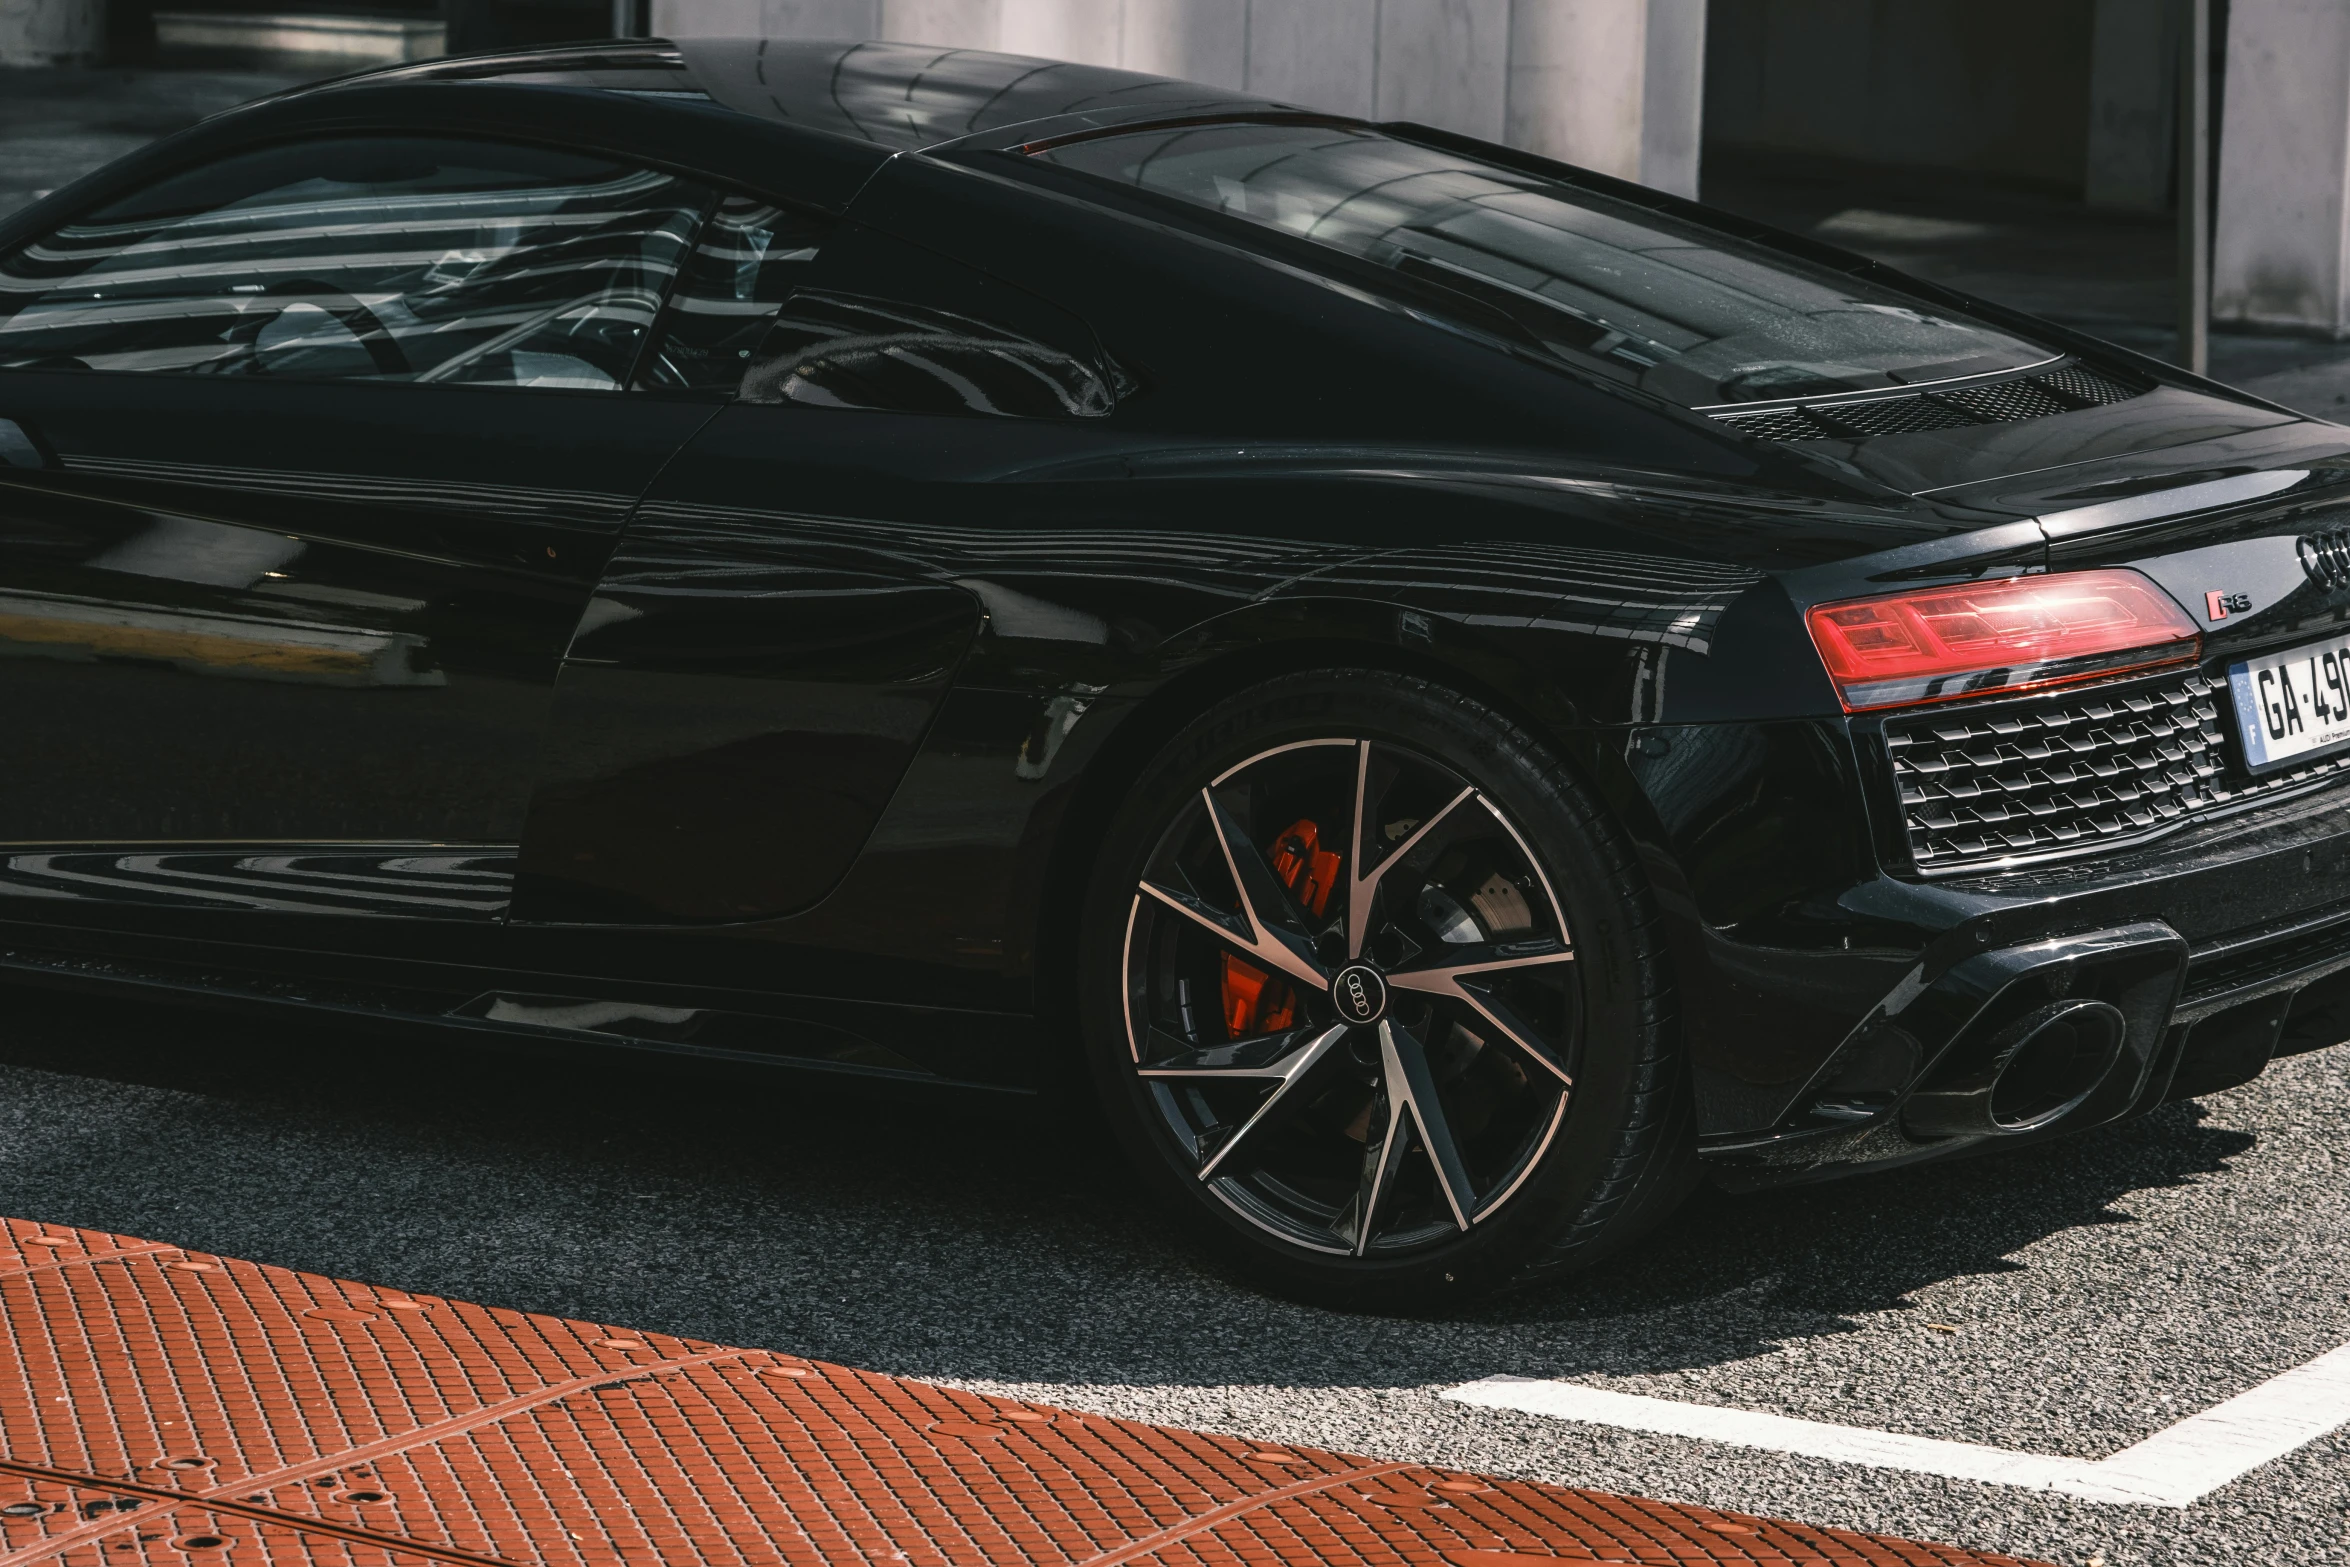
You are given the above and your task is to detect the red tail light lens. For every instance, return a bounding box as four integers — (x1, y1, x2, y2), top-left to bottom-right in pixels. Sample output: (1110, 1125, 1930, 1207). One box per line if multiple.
(1807, 568, 2200, 712)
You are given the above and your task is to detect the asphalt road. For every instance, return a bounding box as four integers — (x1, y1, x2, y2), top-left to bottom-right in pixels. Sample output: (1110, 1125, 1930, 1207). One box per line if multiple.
(0, 987, 2341, 1567)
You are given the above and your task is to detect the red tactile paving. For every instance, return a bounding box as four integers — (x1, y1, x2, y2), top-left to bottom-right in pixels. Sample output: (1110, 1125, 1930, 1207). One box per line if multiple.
(0, 1218, 2047, 1567)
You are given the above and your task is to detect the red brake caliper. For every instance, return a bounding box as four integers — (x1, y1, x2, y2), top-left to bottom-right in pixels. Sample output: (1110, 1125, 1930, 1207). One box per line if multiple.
(1269, 819, 1341, 919)
(1220, 818, 1340, 1036)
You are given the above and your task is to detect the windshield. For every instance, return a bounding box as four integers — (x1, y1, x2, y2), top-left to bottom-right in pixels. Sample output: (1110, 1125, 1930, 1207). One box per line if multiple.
(1032, 122, 2053, 406)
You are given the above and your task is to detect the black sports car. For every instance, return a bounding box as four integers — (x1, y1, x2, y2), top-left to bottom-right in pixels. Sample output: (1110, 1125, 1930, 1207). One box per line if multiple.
(3, 39, 2346, 1307)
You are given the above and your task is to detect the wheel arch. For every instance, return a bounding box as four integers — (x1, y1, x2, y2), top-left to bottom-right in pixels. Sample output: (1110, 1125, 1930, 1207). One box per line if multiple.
(1015, 596, 1684, 1079)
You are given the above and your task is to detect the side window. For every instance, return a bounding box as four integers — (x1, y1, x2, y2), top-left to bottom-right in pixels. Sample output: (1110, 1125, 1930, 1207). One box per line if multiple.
(634, 196, 827, 393)
(728, 221, 1125, 420)
(0, 136, 711, 391)
(740, 291, 1119, 418)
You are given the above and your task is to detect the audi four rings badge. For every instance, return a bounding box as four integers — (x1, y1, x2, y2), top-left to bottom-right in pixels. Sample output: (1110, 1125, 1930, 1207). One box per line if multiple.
(1331, 963, 1389, 1026)
(2299, 528, 2350, 589)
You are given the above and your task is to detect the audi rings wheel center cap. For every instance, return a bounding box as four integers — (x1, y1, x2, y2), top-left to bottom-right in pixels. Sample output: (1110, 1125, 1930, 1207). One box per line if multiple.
(1332, 964, 1389, 1026)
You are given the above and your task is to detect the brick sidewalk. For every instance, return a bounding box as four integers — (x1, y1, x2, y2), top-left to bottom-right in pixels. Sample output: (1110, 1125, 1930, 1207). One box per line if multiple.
(0, 1215, 2041, 1567)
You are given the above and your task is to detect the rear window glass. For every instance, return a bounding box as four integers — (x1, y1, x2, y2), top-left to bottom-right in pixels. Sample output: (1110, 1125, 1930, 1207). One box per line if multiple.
(1032, 122, 2053, 407)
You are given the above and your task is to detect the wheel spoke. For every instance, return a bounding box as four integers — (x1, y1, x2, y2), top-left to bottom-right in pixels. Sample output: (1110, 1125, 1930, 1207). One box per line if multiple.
(1379, 1018, 1478, 1230)
(1385, 937, 1574, 989)
(1484, 989, 1576, 1082)
(1451, 983, 1575, 1087)
(1138, 1024, 1328, 1078)
(1345, 742, 1475, 960)
(1387, 940, 1574, 1086)
(1345, 1018, 1483, 1254)
(1349, 1082, 1413, 1256)
(1137, 875, 1329, 994)
(1204, 787, 1330, 987)
(1141, 1023, 1350, 1182)
(1477, 791, 1571, 938)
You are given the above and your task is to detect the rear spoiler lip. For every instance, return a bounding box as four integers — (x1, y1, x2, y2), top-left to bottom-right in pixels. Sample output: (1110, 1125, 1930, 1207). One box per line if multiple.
(2036, 469, 2315, 541)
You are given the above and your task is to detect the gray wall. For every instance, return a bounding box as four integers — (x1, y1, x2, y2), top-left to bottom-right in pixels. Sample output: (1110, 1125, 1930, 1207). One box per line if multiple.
(650, 0, 1710, 194)
(653, 0, 1510, 135)
(2213, 0, 2350, 334)
(0, 0, 107, 65)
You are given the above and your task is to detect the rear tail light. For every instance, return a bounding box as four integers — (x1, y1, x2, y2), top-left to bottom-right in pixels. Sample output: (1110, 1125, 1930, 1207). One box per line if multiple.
(1806, 568, 2200, 712)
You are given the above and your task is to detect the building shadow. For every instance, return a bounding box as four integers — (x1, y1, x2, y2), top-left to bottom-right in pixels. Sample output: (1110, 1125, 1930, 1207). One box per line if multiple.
(0, 985, 2260, 1392)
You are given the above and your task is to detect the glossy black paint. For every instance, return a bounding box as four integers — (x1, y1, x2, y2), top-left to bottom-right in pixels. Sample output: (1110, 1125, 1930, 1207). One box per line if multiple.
(5, 41, 2350, 1179)
(0, 373, 710, 850)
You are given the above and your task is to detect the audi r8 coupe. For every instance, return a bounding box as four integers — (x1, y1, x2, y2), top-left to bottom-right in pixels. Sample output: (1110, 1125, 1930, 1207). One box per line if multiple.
(3, 38, 2347, 1308)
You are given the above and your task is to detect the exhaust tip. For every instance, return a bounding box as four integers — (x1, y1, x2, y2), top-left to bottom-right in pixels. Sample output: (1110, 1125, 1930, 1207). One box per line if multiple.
(1903, 998, 2127, 1140)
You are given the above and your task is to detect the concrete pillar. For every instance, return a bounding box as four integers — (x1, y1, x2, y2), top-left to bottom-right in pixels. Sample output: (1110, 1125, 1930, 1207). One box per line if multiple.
(2085, 0, 2176, 211)
(997, 0, 1120, 64)
(767, 0, 882, 33)
(1378, 0, 1510, 143)
(876, 0, 995, 47)
(1118, 0, 1244, 82)
(2212, 0, 2350, 335)
(1507, 0, 1706, 195)
(1242, 0, 1377, 119)
(654, 0, 1117, 59)
(651, 2, 881, 39)
(0, 0, 105, 65)
(1637, 0, 1705, 194)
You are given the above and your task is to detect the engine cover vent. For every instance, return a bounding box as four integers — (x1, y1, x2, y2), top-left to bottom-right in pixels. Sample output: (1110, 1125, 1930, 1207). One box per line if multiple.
(1711, 363, 2149, 443)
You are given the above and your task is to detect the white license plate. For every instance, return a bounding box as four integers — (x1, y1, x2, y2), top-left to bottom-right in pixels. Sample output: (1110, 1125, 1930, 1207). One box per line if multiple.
(2229, 635, 2350, 771)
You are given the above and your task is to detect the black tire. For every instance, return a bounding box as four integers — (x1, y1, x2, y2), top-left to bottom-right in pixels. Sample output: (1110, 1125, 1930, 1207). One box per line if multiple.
(1078, 669, 1693, 1311)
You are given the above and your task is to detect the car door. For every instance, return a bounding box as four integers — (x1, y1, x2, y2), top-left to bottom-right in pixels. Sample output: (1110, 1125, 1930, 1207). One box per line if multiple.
(512, 220, 1128, 924)
(0, 133, 731, 927)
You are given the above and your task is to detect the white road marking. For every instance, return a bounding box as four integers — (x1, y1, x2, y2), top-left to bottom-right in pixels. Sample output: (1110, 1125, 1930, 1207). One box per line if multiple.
(1443, 1342, 2350, 1508)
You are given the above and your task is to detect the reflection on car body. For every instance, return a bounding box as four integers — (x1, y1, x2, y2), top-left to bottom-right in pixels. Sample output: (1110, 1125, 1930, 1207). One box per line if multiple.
(744, 291, 1120, 418)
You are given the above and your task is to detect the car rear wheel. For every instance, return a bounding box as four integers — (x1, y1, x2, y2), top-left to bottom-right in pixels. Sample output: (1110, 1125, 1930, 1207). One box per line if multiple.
(1079, 669, 1692, 1309)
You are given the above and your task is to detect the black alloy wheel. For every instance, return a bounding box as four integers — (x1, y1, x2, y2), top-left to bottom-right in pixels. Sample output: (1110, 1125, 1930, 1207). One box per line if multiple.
(1080, 670, 1692, 1309)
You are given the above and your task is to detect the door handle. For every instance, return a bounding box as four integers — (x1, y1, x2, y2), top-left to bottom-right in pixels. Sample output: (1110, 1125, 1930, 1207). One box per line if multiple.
(0, 418, 47, 470)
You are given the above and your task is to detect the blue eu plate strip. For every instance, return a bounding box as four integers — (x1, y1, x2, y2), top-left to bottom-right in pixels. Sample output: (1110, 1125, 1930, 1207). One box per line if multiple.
(2229, 660, 2269, 768)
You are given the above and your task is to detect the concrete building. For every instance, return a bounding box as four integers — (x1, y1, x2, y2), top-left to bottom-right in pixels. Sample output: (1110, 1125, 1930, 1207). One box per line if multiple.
(12, 0, 2350, 341)
(2211, 0, 2350, 337)
(640, 1, 2186, 215)
(648, 0, 1709, 196)
(0, 0, 106, 64)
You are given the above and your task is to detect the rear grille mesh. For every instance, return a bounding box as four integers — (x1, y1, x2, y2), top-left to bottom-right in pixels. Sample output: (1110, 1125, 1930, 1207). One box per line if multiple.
(1939, 377, 2075, 424)
(1885, 668, 2350, 871)
(1712, 406, 1822, 441)
(1820, 395, 1978, 439)
(1712, 362, 2147, 443)
(2035, 364, 2139, 408)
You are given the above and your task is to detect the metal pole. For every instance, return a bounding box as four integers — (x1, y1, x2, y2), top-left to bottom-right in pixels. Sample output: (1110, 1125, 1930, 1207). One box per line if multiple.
(2178, 0, 2211, 375)
(610, 0, 639, 38)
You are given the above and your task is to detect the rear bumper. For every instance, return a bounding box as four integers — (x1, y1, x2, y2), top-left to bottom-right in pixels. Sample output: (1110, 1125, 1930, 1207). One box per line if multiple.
(2164, 892, 2350, 1092)
(1691, 759, 2350, 1181)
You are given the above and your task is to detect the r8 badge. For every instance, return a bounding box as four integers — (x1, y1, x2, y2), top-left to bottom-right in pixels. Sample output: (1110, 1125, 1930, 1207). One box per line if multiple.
(2207, 590, 2253, 619)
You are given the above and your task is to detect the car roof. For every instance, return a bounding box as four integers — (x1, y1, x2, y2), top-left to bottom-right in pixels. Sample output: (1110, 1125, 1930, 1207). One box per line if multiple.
(325, 37, 1292, 154)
